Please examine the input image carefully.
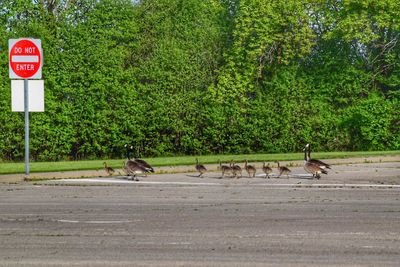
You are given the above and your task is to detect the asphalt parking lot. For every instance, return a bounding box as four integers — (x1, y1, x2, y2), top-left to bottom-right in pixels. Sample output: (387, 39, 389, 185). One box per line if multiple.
(0, 161, 399, 266)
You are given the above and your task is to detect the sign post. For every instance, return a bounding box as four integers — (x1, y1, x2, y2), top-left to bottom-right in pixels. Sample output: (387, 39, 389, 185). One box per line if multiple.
(24, 79, 29, 174)
(9, 38, 43, 175)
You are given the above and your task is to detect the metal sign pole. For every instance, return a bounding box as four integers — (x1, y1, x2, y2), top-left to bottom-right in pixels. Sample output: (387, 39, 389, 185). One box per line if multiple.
(24, 79, 29, 175)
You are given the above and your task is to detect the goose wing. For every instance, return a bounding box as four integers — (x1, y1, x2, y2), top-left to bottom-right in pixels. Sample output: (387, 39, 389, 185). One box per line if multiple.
(125, 160, 150, 175)
(196, 164, 207, 172)
(308, 159, 331, 169)
(304, 161, 328, 175)
(134, 158, 154, 172)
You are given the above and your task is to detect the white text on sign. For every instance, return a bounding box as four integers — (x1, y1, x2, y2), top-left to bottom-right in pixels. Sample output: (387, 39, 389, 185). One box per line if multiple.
(16, 64, 35, 71)
(13, 47, 37, 54)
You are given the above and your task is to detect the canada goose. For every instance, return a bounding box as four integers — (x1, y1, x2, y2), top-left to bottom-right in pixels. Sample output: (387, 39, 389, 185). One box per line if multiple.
(275, 161, 291, 178)
(218, 159, 233, 178)
(304, 144, 331, 170)
(103, 162, 115, 176)
(124, 144, 154, 173)
(195, 158, 207, 177)
(262, 162, 273, 178)
(231, 160, 242, 178)
(123, 160, 150, 181)
(123, 144, 152, 181)
(303, 147, 327, 179)
(244, 160, 256, 178)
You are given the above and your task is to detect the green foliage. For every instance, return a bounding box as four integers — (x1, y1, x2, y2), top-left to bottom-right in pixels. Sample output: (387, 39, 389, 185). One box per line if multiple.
(210, 0, 315, 102)
(343, 93, 400, 150)
(0, 0, 399, 162)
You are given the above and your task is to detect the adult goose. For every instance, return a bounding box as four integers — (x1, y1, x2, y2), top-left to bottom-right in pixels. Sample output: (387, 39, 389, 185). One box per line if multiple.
(195, 158, 207, 177)
(275, 161, 291, 178)
(123, 160, 149, 181)
(244, 160, 256, 178)
(304, 144, 331, 170)
(124, 144, 154, 173)
(123, 144, 153, 180)
(303, 146, 327, 179)
(262, 162, 273, 179)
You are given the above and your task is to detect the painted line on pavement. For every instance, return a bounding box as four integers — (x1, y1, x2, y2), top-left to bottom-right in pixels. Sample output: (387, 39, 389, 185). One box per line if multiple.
(57, 219, 133, 224)
(55, 178, 400, 189)
(260, 183, 400, 189)
(58, 178, 218, 186)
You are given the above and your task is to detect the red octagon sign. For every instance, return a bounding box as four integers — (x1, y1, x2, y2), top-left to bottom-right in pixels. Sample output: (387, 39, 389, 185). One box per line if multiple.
(9, 39, 42, 79)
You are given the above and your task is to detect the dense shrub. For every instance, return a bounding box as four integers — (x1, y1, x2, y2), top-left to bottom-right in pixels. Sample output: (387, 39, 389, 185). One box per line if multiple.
(0, 0, 398, 161)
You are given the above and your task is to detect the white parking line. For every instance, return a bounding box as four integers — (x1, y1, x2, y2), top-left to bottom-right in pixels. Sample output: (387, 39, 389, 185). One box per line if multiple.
(57, 219, 133, 224)
(55, 178, 400, 189)
(261, 183, 400, 189)
(58, 178, 218, 186)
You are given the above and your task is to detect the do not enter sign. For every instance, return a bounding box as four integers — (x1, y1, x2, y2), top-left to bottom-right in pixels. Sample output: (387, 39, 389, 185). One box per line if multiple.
(9, 39, 42, 79)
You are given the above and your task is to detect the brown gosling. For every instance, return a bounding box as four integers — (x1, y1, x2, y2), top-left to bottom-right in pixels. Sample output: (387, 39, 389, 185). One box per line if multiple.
(244, 160, 256, 178)
(262, 162, 273, 179)
(231, 160, 242, 178)
(218, 159, 233, 178)
(103, 162, 115, 176)
(274, 161, 291, 178)
(195, 158, 207, 178)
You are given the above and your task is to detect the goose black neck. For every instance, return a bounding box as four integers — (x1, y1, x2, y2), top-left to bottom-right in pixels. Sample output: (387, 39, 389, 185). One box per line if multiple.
(304, 148, 308, 161)
(126, 147, 131, 160)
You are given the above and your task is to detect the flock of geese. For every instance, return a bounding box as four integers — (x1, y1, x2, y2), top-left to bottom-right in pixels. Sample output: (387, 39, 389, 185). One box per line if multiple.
(209, 159, 292, 179)
(196, 143, 331, 179)
(103, 143, 331, 181)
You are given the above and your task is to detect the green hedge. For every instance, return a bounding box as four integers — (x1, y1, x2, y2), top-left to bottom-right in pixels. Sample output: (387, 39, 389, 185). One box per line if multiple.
(0, 0, 399, 161)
